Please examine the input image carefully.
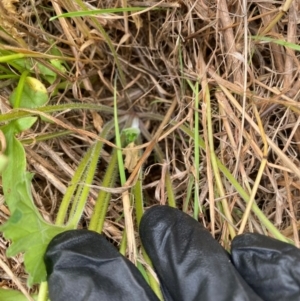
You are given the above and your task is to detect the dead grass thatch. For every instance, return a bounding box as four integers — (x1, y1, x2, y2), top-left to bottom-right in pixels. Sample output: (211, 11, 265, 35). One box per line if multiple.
(0, 0, 300, 297)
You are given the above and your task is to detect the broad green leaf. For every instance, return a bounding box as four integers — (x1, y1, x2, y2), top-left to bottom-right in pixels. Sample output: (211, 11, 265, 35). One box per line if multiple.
(1, 123, 28, 212)
(0, 288, 37, 301)
(1, 179, 69, 285)
(1, 119, 36, 212)
(1, 124, 69, 286)
(9, 77, 48, 108)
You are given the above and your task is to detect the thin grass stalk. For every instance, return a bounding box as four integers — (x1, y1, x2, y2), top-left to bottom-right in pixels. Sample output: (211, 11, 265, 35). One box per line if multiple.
(205, 83, 236, 239)
(284, 170, 299, 247)
(193, 81, 200, 219)
(88, 18, 127, 89)
(218, 162, 291, 243)
(0, 103, 120, 123)
(134, 171, 144, 227)
(202, 101, 215, 237)
(238, 103, 268, 234)
(165, 172, 176, 208)
(183, 175, 194, 212)
(184, 79, 202, 217)
(114, 77, 136, 261)
(21, 129, 76, 144)
(260, 0, 294, 35)
(138, 122, 175, 207)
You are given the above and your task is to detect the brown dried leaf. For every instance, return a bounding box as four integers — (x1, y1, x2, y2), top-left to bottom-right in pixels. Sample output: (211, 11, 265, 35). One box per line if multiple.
(122, 142, 140, 173)
(91, 111, 103, 133)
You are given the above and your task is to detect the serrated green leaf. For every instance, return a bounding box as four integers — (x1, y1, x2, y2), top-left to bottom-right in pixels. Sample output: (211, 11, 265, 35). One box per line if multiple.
(0, 288, 37, 301)
(1, 120, 37, 212)
(1, 179, 69, 285)
(1, 124, 69, 286)
(9, 77, 48, 108)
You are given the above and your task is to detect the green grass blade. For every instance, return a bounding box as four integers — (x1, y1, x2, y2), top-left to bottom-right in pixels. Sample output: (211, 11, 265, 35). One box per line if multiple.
(132, 170, 164, 301)
(89, 148, 118, 232)
(56, 120, 115, 226)
(193, 81, 200, 219)
(252, 35, 300, 51)
(50, 7, 148, 21)
(0, 103, 121, 123)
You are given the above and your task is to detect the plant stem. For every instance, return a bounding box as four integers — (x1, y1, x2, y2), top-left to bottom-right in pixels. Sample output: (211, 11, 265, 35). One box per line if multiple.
(193, 81, 200, 219)
(37, 282, 48, 301)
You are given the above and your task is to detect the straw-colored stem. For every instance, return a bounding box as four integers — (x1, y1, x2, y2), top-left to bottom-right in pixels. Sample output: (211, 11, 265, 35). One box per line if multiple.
(238, 103, 268, 234)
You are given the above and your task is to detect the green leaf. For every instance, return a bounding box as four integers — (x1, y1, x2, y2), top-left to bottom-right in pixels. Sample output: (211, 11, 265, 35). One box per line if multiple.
(9, 77, 48, 108)
(7, 56, 65, 84)
(1, 119, 37, 211)
(1, 124, 69, 286)
(0, 288, 37, 301)
(1, 180, 69, 286)
(0, 154, 8, 174)
(1, 124, 28, 211)
(35, 63, 57, 84)
(37, 60, 66, 84)
(14, 117, 37, 134)
(50, 7, 149, 20)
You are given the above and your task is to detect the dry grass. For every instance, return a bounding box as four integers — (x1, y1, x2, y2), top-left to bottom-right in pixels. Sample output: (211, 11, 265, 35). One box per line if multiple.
(1, 0, 300, 297)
